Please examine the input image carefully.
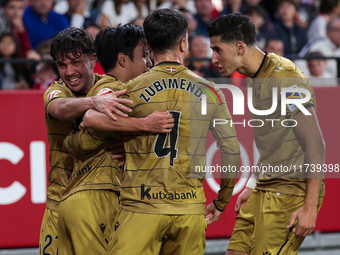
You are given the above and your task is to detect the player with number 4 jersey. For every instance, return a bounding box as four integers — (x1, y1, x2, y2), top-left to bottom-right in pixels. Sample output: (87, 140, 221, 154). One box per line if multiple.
(83, 9, 240, 255)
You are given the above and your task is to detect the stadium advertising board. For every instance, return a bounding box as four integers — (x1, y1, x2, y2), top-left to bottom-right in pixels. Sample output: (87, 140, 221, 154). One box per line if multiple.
(0, 88, 339, 248)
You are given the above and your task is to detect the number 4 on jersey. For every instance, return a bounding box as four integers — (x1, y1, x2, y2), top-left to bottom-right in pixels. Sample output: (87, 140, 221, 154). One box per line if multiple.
(154, 111, 181, 167)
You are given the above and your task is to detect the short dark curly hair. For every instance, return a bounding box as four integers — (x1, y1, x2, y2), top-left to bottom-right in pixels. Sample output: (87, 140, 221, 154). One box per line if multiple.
(207, 12, 256, 46)
(50, 27, 95, 61)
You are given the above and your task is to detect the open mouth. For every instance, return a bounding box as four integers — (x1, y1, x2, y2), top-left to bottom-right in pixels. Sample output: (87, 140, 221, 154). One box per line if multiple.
(67, 77, 81, 85)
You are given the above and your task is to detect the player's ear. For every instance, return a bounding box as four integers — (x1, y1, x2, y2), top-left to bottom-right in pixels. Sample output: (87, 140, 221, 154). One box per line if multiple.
(236, 41, 246, 56)
(179, 37, 187, 53)
(90, 53, 97, 69)
(117, 53, 127, 68)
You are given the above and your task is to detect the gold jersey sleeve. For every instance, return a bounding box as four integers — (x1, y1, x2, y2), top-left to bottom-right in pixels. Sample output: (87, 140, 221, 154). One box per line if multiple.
(43, 80, 78, 211)
(61, 75, 123, 200)
(118, 62, 240, 214)
(43, 74, 105, 211)
(210, 88, 240, 211)
(249, 53, 325, 196)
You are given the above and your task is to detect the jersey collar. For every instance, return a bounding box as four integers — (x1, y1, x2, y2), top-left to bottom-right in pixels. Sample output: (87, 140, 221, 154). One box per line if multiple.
(154, 61, 182, 67)
(252, 52, 268, 78)
(106, 74, 119, 81)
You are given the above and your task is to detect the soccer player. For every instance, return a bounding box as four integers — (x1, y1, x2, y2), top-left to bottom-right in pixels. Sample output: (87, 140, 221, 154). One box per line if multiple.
(83, 9, 240, 255)
(59, 24, 175, 255)
(40, 27, 171, 255)
(39, 27, 131, 255)
(207, 13, 325, 255)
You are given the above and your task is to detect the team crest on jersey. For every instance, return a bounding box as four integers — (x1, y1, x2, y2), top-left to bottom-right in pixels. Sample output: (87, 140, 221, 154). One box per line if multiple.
(285, 85, 302, 112)
(166, 67, 177, 73)
(97, 88, 114, 95)
(47, 90, 61, 100)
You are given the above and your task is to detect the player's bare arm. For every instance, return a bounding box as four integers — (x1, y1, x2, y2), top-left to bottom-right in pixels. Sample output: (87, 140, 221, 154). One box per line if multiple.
(287, 106, 325, 236)
(64, 109, 174, 166)
(47, 89, 133, 121)
(83, 109, 175, 133)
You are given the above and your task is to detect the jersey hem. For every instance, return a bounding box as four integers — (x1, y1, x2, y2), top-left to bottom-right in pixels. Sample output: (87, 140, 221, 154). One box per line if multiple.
(121, 203, 206, 215)
(61, 185, 121, 201)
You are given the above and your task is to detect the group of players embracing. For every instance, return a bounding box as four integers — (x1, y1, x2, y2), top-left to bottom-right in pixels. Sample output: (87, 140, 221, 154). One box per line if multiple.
(39, 7, 325, 255)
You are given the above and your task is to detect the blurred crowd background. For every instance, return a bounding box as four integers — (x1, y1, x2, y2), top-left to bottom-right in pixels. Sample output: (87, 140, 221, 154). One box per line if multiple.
(0, 0, 339, 90)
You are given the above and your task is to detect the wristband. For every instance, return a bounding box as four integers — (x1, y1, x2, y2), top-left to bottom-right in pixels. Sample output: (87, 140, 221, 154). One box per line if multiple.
(246, 173, 258, 189)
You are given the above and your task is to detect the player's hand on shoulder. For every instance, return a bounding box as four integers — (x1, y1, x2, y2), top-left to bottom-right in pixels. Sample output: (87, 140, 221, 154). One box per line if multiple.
(287, 204, 317, 236)
(92, 89, 133, 120)
(235, 187, 253, 213)
(143, 110, 174, 133)
(205, 202, 223, 225)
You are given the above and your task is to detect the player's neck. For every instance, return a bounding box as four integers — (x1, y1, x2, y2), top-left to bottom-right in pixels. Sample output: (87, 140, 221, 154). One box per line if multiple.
(108, 69, 128, 83)
(237, 46, 266, 78)
(153, 52, 185, 66)
(84, 73, 96, 94)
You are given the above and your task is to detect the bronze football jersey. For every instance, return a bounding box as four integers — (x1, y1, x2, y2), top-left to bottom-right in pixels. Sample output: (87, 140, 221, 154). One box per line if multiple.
(249, 53, 325, 196)
(44, 80, 81, 211)
(118, 62, 240, 214)
(62, 75, 123, 200)
(43, 74, 103, 212)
